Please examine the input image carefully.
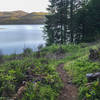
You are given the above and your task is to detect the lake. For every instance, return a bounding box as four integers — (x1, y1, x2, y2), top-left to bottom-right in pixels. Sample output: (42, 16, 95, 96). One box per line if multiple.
(0, 25, 45, 55)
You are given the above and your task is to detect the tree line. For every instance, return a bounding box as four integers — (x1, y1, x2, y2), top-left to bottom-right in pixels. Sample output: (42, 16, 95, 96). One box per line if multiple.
(44, 0, 100, 45)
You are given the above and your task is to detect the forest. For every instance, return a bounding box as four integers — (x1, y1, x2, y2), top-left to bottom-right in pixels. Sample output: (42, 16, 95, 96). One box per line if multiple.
(0, 0, 100, 100)
(44, 0, 100, 45)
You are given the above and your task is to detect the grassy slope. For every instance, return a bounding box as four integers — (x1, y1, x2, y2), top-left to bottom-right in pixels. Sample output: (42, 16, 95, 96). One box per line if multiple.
(0, 46, 63, 100)
(63, 43, 100, 100)
(0, 11, 47, 24)
(0, 43, 100, 100)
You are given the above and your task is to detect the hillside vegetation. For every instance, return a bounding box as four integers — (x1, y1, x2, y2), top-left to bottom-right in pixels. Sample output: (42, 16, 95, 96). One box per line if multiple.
(0, 11, 47, 24)
(0, 0, 100, 99)
(0, 42, 100, 100)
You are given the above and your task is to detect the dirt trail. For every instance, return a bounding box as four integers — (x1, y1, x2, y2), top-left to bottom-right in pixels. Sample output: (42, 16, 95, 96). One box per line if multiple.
(57, 63, 78, 100)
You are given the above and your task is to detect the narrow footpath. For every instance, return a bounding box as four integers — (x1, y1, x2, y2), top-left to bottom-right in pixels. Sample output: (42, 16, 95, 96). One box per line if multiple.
(57, 63, 78, 100)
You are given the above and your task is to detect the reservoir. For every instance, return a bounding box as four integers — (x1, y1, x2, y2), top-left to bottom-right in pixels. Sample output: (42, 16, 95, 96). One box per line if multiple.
(0, 25, 45, 55)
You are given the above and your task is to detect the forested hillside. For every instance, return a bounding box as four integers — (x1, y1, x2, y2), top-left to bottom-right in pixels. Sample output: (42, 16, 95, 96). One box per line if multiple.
(0, 11, 47, 24)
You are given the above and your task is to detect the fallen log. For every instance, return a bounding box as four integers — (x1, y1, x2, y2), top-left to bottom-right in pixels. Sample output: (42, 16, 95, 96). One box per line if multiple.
(86, 72, 100, 82)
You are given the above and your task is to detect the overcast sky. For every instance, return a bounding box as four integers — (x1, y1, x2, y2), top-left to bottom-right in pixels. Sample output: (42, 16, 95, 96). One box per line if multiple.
(0, 0, 49, 12)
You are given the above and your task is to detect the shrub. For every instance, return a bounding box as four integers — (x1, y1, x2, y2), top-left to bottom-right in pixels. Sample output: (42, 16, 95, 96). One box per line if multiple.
(23, 48, 33, 56)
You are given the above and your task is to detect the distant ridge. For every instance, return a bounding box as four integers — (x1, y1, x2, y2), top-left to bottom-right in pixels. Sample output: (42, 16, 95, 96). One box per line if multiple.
(0, 11, 48, 24)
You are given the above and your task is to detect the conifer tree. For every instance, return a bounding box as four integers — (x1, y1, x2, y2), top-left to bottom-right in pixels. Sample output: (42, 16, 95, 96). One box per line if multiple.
(44, 0, 99, 45)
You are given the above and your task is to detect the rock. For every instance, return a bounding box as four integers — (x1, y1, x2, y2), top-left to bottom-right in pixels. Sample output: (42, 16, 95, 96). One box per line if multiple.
(89, 49, 99, 60)
(67, 80, 72, 84)
(86, 72, 100, 82)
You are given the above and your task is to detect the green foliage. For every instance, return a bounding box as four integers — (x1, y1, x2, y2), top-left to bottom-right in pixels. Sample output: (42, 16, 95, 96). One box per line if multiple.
(23, 48, 33, 56)
(79, 81, 100, 100)
(75, 0, 100, 42)
(41, 44, 81, 54)
(22, 57, 63, 100)
(1, 43, 100, 100)
(45, 0, 100, 44)
(44, 0, 70, 45)
(23, 83, 58, 100)
(64, 43, 100, 100)
(0, 46, 63, 99)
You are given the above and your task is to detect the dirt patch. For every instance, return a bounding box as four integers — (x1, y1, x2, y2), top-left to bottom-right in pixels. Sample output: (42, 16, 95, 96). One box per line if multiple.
(57, 63, 78, 100)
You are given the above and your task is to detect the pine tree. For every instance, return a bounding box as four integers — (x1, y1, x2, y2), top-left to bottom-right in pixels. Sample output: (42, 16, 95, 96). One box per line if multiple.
(44, 0, 70, 45)
(44, 0, 58, 45)
(44, 0, 99, 45)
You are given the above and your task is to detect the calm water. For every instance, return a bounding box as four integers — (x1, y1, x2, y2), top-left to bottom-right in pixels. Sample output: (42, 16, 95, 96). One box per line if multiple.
(0, 25, 45, 55)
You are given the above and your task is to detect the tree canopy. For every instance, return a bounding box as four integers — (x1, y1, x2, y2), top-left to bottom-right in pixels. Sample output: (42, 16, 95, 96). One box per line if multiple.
(44, 0, 100, 45)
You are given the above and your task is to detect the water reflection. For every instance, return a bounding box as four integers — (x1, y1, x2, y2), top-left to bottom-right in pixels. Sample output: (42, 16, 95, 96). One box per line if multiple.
(0, 25, 45, 55)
